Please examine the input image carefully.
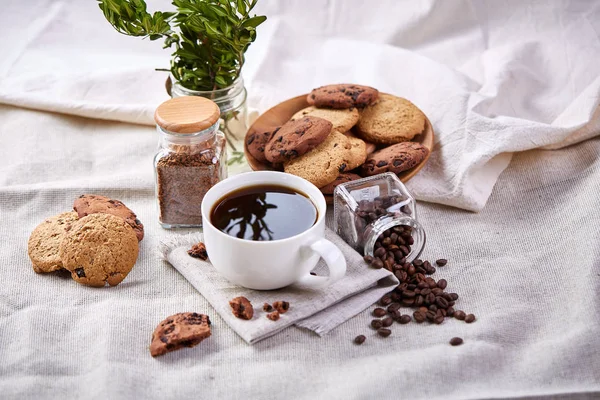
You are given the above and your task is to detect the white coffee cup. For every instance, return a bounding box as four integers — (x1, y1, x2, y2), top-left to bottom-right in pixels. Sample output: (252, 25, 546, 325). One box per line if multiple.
(201, 171, 346, 290)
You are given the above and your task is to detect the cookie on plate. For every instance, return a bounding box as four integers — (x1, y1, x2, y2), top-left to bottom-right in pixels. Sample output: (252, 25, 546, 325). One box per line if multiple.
(340, 135, 367, 172)
(291, 106, 359, 133)
(307, 84, 379, 109)
(320, 173, 362, 195)
(73, 194, 144, 241)
(28, 212, 79, 273)
(356, 94, 425, 145)
(344, 131, 376, 155)
(264, 116, 332, 164)
(59, 213, 139, 287)
(361, 142, 429, 177)
(246, 127, 279, 164)
(150, 312, 211, 357)
(284, 130, 349, 188)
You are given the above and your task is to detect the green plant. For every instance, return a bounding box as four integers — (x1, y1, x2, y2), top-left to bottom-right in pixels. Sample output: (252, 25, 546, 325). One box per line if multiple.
(98, 0, 266, 92)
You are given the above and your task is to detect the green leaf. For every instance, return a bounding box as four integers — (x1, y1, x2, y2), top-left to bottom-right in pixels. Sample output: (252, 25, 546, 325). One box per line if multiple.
(241, 15, 266, 29)
(236, 0, 247, 15)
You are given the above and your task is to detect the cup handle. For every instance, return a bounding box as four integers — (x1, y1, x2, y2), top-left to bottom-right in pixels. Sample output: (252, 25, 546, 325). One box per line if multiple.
(295, 238, 347, 289)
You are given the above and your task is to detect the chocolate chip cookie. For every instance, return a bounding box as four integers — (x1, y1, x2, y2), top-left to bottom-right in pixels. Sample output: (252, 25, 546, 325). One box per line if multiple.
(246, 127, 279, 164)
(264, 117, 332, 164)
(320, 173, 362, 195)
(284, 130, 349, 188)
(341, 135, 367, 172)
(150, 312, 211, 357)
(356, 94, 425, 145)
(291, 106, 359, 133)
(28, 212, 79, 273)
(307, 84, 379, 109)
(59, 213, 139, 287)
(73, 194, 144, 241)
(361, 142, 430, 176)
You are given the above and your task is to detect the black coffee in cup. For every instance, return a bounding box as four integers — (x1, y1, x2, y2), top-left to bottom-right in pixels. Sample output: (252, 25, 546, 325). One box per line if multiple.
(210, 184, 318, 241)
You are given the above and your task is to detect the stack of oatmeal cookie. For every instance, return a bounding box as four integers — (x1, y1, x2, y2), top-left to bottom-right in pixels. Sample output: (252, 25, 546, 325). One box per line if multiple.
(27, 195, 143, 287)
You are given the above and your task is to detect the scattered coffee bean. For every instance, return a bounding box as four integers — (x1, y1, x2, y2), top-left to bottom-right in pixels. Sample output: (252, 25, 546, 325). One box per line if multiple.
(377, 328, 392, 337)
(387, 303, 401, 313)
(413, 311, 426, 323)
(454, 310, 466, 321)
(373, 308, 387, 317)
(449, 293, 459, 301)
(399, 315, 411, 324)
(437, 279, 448, 290)
(382, 317, 394, 327)
(449, 337, 463, 346)
(354, 335, 366, 345)
(413, 259, 423, 267)
(465, 314, 476, 323)
(379, 295, 392, 306)
(434, 315, 444, 324)
(371, 319, 383, 329)
(372, 259, 384, 269)
(436, 259, 448, 266)
(363, 255, 374, 264)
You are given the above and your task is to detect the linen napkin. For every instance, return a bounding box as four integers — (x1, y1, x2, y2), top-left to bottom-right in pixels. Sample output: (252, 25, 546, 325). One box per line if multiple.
(159, 229, 398, 344)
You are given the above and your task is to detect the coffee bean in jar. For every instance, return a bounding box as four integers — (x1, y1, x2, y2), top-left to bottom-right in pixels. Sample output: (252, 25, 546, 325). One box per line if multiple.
(154, 96, 227, 228)
(333, 172, 425, 262)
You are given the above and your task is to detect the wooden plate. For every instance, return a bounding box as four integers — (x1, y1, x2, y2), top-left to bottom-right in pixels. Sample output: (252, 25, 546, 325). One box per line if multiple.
(244, 94, 434, 198)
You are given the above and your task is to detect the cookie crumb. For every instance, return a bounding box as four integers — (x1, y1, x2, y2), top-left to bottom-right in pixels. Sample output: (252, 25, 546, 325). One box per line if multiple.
(229, 296, 254, 320)
(273, 301, 290, 314)
(188, 242, 208, 260)
(266, 311, 280, 321)
(263, 303, 273, 312)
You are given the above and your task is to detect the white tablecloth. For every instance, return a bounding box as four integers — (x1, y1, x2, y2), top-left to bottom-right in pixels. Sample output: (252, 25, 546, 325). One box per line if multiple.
(1, 1, 599, 399)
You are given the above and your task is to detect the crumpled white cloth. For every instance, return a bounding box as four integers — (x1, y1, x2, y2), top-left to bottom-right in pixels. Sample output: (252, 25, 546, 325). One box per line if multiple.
(1, 0, 599, 211)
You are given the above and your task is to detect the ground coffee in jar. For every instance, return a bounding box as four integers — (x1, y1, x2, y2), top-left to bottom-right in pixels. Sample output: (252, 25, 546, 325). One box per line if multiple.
(154, 96, 227, 228)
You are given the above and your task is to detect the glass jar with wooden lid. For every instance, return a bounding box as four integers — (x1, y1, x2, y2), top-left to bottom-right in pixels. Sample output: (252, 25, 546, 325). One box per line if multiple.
(154, 96, 227, 228)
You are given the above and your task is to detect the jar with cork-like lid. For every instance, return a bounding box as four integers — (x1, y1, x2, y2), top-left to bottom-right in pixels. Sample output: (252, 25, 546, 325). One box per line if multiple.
(333, 173, 426, 266)
(154, 96, 227, 228)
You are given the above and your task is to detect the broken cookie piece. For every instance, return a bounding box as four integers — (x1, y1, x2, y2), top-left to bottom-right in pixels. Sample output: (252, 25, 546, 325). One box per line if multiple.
(273, 301, 290, 314)
(188, 242, 208, 260)
(266, 311, 280, 321)
(263, 303, 273, 312)
(229, 296, 254, 320)
(149, 312, 211, 357)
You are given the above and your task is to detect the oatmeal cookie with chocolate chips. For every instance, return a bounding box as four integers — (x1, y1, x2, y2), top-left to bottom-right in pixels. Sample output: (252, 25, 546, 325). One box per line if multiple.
(307, 84, 379, 109)
(28, 212, 79, 273)
(361, 142, 429, 176)
(150, 312, 211, 357)
(73, 194, 144, 241)
(58, 213, 139, 287)
(264, 116, 332, 164)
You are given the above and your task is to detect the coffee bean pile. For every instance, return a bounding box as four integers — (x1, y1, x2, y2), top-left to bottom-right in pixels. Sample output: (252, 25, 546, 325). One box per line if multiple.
(355, 248, 477, 345)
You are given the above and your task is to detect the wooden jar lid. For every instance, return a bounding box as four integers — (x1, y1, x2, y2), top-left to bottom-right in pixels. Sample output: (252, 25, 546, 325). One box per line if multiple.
(154, 96, 220, 134)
